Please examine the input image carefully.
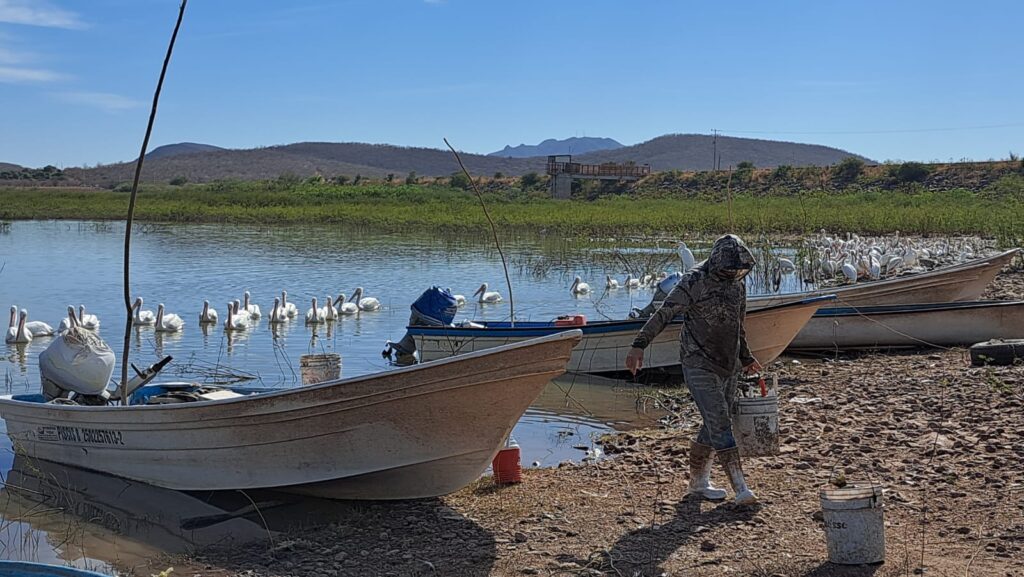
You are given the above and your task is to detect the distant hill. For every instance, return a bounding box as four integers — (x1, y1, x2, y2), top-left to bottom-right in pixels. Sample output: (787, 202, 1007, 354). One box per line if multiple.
(144, 142, 225, 161)
(0, 162, 24, 172)
(60, 134, 872, 187)
(574, 134, 873, 171)
(489, 137, 623, 158)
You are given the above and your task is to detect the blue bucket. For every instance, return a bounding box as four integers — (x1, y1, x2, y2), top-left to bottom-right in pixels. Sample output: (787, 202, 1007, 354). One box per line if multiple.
(0, 562, 110, 577)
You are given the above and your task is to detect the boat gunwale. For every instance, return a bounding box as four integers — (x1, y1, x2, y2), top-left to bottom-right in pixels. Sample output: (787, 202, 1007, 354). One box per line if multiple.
(0, 329, 583, 412)
(814, 300, 1024, 318)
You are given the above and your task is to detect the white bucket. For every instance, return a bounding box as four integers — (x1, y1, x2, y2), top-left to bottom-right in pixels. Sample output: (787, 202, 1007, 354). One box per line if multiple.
(733, 393, 779, 457)
(300, 353, 342, 385)
(819, 484, 885, 565)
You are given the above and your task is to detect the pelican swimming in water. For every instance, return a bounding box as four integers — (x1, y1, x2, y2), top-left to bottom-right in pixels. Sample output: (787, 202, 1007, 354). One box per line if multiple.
(324, 294, 338, 321)
(5, 308, 32, 344)
(13, 306, 55, 337)
(624, 274, 641, 289)
(350, 287, 381, 312)
(473, 283, 502, 304)
(280, 291, 299, 318)
(306, 297, 327, 324)
(268, 297, 288, 324)
(132, 297, 156, 326)
(333, 294, 358, 316)
(224, 301, 249, 331)
(77, 305, 100, 331)
(199, 300, 219, 324)
(606, 275, 620, 290)
(242, 291, 261, 319)
(154, 303, 184, 333)
(570, 276, 591, 296)
(447, 288, 467, 307)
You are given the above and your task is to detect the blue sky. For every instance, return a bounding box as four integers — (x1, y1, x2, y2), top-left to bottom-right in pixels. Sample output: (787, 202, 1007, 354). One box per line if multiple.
(1, 0, 1021, 168)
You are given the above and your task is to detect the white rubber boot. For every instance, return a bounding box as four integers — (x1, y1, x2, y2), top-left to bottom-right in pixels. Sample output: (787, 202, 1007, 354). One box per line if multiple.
(717, 447, 758, 505)
(686, 441, 727, 500)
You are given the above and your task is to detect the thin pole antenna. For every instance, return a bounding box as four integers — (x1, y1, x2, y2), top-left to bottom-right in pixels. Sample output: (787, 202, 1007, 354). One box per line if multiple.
(120, 0, 188, 405)
(443, 138, 515, 325)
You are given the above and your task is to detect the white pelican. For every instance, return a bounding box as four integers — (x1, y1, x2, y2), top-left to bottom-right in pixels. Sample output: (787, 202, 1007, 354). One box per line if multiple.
(268, 297, 288, 324)
(280, 290, 299, 318)
(306, 297, 327, 324)
(6, 309, 32, 344)
(625, 275, 641, 289)
(606, 275, 619, 290)
(446, 288, 467, 307)
(224, 301, 249, 331)
(14, 306, 55, 337)
(841, 263, 858, 283)
(154, 303, 184, 333)
(678, 242, 696, 271)
(570, 276, 591, 296)
(132, 297, 156, 326)
(778, 258, 796, 274)
(324, 294, 337, 321)
(350, 287, 382, 312)
(473, 283, 503, 304)
(242, 291, 262, 319)
(333, 294, 358, 316)
(199, 300, 219, 324)
(77, 305, 100, 331)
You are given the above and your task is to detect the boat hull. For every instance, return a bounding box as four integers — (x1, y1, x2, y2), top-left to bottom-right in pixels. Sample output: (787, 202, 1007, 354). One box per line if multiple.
(750, 249, 1019, 309)
(0, 331, 582, 500)
(412, 296, 833, 373)
(788, 301, 1024, 350)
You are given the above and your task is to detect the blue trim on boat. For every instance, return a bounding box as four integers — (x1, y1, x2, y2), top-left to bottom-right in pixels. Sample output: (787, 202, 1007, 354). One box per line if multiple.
(408, 294, 836, 337)
(0, 561, 111, 577)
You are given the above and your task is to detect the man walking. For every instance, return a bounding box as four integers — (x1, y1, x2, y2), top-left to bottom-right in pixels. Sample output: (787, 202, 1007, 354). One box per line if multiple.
(625, 234, 761, 505)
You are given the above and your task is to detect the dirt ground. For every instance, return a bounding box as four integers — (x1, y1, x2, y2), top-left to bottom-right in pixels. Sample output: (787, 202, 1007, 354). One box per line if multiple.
(165, 269, 1024, 577)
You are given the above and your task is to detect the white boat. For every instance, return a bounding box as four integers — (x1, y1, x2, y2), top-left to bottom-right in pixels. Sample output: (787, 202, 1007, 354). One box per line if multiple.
(0, 330, 582, 500)
(787, 300, 1024, 351)
(750, 248, 1019, 309)
(410, 295, 834, 373)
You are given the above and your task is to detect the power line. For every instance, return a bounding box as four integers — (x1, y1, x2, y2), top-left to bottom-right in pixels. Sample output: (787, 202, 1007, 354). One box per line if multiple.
(715, 122, 1024, 136)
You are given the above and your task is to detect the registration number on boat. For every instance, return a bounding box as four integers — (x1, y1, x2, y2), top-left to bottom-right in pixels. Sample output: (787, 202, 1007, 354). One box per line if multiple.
(36, 425, 125, 446)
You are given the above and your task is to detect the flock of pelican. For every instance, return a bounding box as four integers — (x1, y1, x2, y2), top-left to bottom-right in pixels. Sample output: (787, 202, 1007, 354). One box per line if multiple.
(5, 287, 384, 345)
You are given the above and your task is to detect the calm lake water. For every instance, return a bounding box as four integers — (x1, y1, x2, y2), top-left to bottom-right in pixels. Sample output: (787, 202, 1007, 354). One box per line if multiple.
(0, 221, 800, 572)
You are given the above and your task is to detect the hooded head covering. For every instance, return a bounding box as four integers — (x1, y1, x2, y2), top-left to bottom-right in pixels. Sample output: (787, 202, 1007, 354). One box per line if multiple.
(703, 234, 755, 279)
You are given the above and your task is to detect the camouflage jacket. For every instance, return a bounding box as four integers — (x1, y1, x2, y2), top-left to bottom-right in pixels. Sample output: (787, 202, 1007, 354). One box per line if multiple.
(630, 235, 756, 377)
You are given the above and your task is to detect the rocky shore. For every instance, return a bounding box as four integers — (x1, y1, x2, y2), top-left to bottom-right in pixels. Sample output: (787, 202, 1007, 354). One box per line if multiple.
(170, 268, 1023, 577)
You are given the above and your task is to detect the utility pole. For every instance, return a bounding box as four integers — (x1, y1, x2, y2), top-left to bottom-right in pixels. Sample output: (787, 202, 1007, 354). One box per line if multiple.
(711, 129, 719, 172)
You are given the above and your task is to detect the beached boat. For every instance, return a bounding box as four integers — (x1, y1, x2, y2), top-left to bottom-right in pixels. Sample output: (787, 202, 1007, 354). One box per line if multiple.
(410, 295, 834, 373)
(787, 300, 1024, 351)
(750, 248, 1019, 310)
(0, 330, 582, 500)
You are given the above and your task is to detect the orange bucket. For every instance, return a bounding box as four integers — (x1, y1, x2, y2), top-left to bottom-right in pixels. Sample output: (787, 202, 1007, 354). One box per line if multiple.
(492, 446, 522, 485)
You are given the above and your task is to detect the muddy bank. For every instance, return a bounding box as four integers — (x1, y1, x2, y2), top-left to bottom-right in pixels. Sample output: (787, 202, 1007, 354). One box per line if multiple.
(170, 271, 1024, 577)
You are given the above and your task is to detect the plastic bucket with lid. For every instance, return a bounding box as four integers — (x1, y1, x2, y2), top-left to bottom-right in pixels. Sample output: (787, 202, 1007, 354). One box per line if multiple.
(820, 484, 885, 565)
(733, 393, 779, 456)
(300, 353, 342, 385)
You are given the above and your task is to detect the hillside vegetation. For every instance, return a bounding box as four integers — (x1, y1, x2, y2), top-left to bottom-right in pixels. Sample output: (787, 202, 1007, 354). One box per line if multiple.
(12, 134, 870, 187)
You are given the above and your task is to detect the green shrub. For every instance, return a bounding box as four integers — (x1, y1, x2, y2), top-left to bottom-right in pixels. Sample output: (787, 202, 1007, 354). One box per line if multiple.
(169, 176, 187, 186)
(449, 172, 471, 190)
(890, 162, 930, 184)
(832, 157, 865, 185)
(405, 171, 417, 185)
(520, 172, 541, 190)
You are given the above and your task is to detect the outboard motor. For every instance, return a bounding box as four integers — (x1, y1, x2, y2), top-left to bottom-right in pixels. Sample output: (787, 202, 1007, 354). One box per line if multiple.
(383, 286, 459, 362)
(630, 271, 684, 318)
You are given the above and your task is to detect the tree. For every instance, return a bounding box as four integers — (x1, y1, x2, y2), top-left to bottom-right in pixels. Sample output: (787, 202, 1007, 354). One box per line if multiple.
(405, 171, 417, 185)
(386, 173, 395, 183)
(891, 162, 930, 184)
(493, 171, 504, 179)
(520, 172, 541, 189)
(169, 176, 187, 186)
(334, 175, 350, 185)
(832, 157, 864, 185)
(449, 172, 471, 190)
(353, 174, 362, 185)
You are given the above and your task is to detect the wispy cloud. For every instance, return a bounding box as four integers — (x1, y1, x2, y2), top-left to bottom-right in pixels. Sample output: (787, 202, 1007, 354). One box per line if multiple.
(0, 65, 64, 83)
(54, 91, 142, 112)
(0, 0, 85, 29)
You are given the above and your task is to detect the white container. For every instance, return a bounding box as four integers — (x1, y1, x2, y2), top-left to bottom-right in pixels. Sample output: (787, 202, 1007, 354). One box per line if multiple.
(819, 484, 885, 565)
(733, 393, 779, 456)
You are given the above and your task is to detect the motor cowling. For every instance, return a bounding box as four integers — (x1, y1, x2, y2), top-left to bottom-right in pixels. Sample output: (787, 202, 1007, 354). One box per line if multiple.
(383, 286, 459, 361)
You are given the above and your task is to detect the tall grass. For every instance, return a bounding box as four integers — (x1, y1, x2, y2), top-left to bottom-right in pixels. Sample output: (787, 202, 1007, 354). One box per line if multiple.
(1, 183, 1022, 244)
